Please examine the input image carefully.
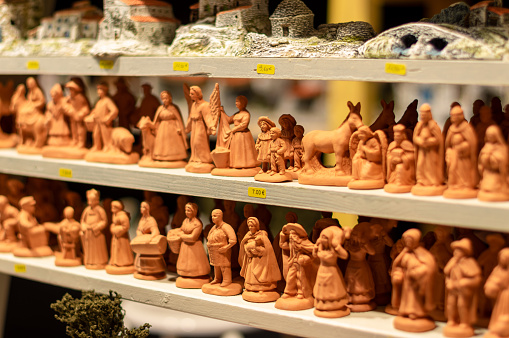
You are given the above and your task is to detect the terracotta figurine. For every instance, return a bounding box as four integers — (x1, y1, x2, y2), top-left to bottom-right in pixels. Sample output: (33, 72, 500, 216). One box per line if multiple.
(443, 238, 482, 338)
(255, 116, 276, 174)
(167, 202, 210, 288)
(478, 125, 509, 201)
(478, 233, 505, 318)
(202, 209, 242, 296)
(26, 77, 45, 112)
(475, 105, 496, 155)
(484, 248, 509, 338)
(184, 85, 215, 173)
(384, 124, 415, 193)
(0, 80, 17, 148)
(313, 226, 350, 318)
(299, 101, 363, 186)
(275, 222, 317, 311)
(80, 189, 109, 270)
(113, 78, 136, 130)
(167, 195, 192, 271)
(392, 229, 437, 333)
(469, 99, 485, 128)
(130, 201, 167, 280)
(500, 104, 509, 140)
(64, 79, 90, 150)
(55, 207, 82, 267)
(279, 114, 297, 169)
(348, 126, 388, 190)
(411, 103, 446, 196)
(0, 195, 19, 252)
(138, 90, 188, 168)
(444, 105, 478, 199)
(133, 83, 160, 124)
(13, 196, 53, 257)
(273, 211, 298, 292)
(292, 125, 304, 173)
(368, 220, 394, 306)
(254, 127, 293, 182)
(106, 201, 135, 275)
(429, 226, 453, 319)
(238, 216, 281, 302)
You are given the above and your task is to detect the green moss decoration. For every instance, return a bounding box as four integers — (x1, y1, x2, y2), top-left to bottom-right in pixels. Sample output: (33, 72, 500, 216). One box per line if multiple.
(51, 290, 151, 338)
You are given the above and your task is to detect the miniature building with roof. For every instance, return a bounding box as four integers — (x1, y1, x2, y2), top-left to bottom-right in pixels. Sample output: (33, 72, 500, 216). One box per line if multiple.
(36, 1, 103, 41)
(469, 0, 509, 27)
(100, 0, 179, 45)
(270, 0, 314, 38)
(0, 0, 28, 43)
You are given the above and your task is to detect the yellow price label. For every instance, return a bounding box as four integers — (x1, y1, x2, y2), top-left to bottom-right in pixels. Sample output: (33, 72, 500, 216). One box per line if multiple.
(385, 63, 406, 76)
(173, 61, 189, 72)
(59, 168, 73, 178)
(27, 60, 40, 70)
(99, 60, 115, 70)
(256, 64, 275, 75)
(14, 264, 26, 273)
(248, 187, 267, 199)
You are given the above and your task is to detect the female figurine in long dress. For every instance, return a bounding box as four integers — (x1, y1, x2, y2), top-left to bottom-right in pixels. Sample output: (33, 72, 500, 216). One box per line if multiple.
(485, 248, 509, 338)
(152, 91, 188, 162)
(478, 125, 509, 201)
(45, 84, 70, 146)
(238, 217, 281, 303)
(80, 189, 109, 270)
(313, 226, 350, 318)
(255, 117, 276, 173)
(170, 202, 210, 288)
(107, 200, 134, 274)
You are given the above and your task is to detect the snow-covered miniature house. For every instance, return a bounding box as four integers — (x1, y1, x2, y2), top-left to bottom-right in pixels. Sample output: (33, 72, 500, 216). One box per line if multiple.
(0, 0, 28, 43)
(270, 0, 314, 38)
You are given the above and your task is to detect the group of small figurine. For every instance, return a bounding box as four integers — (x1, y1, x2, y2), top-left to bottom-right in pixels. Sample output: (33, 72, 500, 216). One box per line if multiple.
(0, 179, 508, 337)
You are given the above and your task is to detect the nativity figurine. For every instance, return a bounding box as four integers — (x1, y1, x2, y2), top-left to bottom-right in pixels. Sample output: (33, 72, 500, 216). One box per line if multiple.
(54, 207, 82, 267)
(0, 195, 19, 252)
(478, 125, 509, 201)
(484, 248, 509, 338)
(64, 79, 90, 150)
(0, 80, 17, 148)
(384, 124, 415, 193)
(106, 201, 135, 275)
(255, 116, 276, 174)
(292, 125, 304, 174)
(254, 127, 293, 182)
(80, 189, 109, 270)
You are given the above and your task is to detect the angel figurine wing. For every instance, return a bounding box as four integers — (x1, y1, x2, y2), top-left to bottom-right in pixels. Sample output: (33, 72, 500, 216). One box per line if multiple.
(374, 130, 389, 183)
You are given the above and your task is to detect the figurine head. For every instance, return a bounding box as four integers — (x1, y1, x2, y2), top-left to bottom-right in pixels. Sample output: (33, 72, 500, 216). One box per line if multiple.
(451, 238, 473, 258)
(224, 200, 235, 211)
(160, 91, 172, 106)
(189, 86, 203, 101)
(269, 127, 281, 140)
(185, 202, 198, 219)
(96, 82, 109, 98)
(235, 95, 248, 111)
(498, 248, 509, 268)
(473, 99, 484, 115)
(247, 217, 260, 234)
(402, 228, 421, 250)
(140, 201, 150, 216)
(151, 195, 164, 207)
(65, 80, 82, 97)
(486, 233, 505, 250)
(257, 116, 275, 132)
(0, 195, 7, 210)
(50, 84, 63, 101)
(19, 196, 36, 213)
(491, 97, 502, 112)
(419, 103, 432, 123)
(433, 226, 451, 242)
(285, 211, 298, 223)
(141, 83, 152, 95)
(115, 78, 128, 91)
(480, 105, 493, 124)
(211, 208, 223, 225)
(357, 126, 373, 141)
(86, 189, 100, 206)
(485, 125, 503, 145)
(177, 195, 189, 207)
(26, 77, 36, 89)
(243, 204, 254, 218)
(111, 200, 124, 213)
(63, 206, 74, 220)
(278, 114, 296, 130)
(393, 124, 406, 144)
(294, 125, 304, 138)
(450, 106, 464, 125)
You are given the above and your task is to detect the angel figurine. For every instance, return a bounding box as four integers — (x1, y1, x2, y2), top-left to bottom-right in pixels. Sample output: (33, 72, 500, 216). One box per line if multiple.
(209, 83, 260, 177)
(348, 126, 388, 190)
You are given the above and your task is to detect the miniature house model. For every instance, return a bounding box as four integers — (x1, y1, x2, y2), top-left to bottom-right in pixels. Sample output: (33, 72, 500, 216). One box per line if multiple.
(100, 0, 179, 45)
(0, 0, 28, 43)
(469, 0, 509, 27)
(36, 1, 103, 41)
(270, 0, 314, 38)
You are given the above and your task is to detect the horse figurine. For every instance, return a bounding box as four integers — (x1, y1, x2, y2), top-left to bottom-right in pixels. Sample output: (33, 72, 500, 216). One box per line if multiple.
(299, 101, 364, 186)
(10, 84, 47, 153)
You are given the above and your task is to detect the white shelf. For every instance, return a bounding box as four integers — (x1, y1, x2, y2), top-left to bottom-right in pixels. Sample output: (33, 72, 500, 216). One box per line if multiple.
(0, 56, 508, 85)
(0, 253, 486, 338)
(0, 149, 507, 231)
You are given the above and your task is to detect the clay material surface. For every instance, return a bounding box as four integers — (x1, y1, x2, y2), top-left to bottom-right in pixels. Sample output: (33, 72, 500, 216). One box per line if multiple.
(384, 124, 415, 193)
(478, 125, 509, 201)
(106, 201, 134, 275)
(80, 189, 108, 270)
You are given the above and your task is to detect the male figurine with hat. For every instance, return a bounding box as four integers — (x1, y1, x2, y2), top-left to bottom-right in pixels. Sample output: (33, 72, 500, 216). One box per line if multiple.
(64, 78, 90, 149)
(85, 82, 119, 152)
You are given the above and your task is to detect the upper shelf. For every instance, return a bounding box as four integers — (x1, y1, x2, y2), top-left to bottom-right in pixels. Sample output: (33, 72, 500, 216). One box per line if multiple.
(1, 149, 508, 231)
(0, 56, 508, 85)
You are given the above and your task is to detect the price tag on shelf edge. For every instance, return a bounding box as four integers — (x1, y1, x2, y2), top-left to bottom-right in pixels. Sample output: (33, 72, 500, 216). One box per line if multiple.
(385, 63, 406, 76)
(256, 64, 275, 75)
(14, 264, 26, 273)
(173, 61, 189, 72)
(99, 59, 115, 70)
(59, 168, 73, 178)
(248, 187, 267, 199)
(26, 60, 40, 70)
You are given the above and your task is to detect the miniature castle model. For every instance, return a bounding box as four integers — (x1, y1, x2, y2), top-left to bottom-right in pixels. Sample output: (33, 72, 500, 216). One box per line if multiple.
(100, 0, 179, 45)
(270, 0, 314, 38)
(36, 1, 102, 41)
(470, 0, 509, 27)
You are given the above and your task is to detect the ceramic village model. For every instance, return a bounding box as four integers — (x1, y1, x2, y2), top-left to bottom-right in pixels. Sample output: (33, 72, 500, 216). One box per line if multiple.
(254, 127, 293, 182)
(384, 124, 415, 193)
(80, 189, 109, 270)
(299, 101, 363, 186)
(53, 207, 82, 267)
(0, 195, 19, 252)
(138, 90, 188, 168)
(209, 84, 260, 177)
(106, 200, 135, 275)
(12, 196, 53, 257)
(478, 125, 509, 201)
(167, 202, 210, 288)
(485, 248, 509, 338)
(202, 209, 242, 296)
(130, 201, 167, 280)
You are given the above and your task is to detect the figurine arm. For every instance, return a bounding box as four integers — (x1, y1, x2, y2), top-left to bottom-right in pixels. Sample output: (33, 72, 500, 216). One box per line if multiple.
(104, 99, 119, 125)
(231, 112, 249, 133)
(75, 97, 91, 121)
(277, 139, 287, 155)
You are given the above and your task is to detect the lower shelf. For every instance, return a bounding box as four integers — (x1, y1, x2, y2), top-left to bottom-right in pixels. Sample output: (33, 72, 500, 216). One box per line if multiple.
(0, 253, 486, 338)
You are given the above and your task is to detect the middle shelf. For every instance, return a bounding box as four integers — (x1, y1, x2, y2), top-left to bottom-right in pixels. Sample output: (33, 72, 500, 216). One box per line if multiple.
(0, 148, 506, 231)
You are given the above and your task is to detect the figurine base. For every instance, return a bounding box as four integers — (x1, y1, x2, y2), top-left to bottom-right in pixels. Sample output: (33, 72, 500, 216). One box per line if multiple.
(384, 184, 413, 194)
(275, 296, 314, 311)
(185, 162, 215, 173)
(478, 190, 509, 202)
(134, 271, 167, 281)
(298, 170, 352, 187)
(242, 290, 280, 303)
(385, 304, 399, 316)
(138, 157, 187, 168)
(394, 316, 436, 332)
(0, 134, 17, 148)
(42, 146, 88, 159)
(314, 307, 350, 318)
(17, 145, 42, 154)
(85, 151, 140, 164)
(443, 323, 475, 337)
(0, 241, 18, 253)
(105, 264, 135, 275)
(201, 282, 243, 296)
(176, 275, 210, 289)
(211, 167, 260, 177)
(55, 253, 82, 267)
(443, 188, 478, 199)
(348, 179, 385, 190)
(411, 184, 447, 196)
(254, 171, 293, 183)
(85, 263, 107, 270)
(348, 301, 377, 312)
(484, 332, 505, 338)
(430, 308, 447, 322)
(12, 245, 53, 257)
